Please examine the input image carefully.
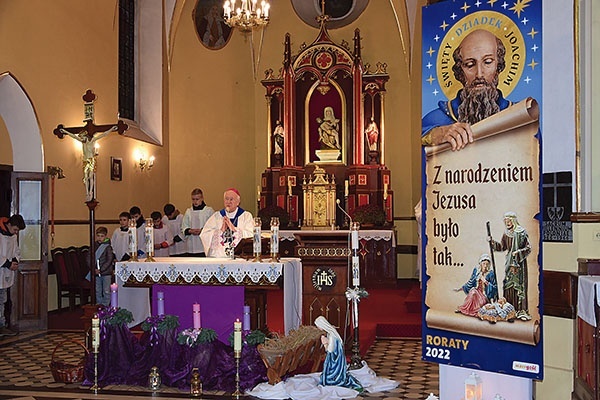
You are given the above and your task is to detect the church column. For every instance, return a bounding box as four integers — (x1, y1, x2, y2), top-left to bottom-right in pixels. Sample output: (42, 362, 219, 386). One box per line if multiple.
(352, 29, 364, 165)
(283, 34, 295, 166)
(265, 94, 273, 163)
(380, 91, 386, 166)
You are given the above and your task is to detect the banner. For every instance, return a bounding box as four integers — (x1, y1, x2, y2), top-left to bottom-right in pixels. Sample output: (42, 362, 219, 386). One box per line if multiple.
(421, 0, 543, 380)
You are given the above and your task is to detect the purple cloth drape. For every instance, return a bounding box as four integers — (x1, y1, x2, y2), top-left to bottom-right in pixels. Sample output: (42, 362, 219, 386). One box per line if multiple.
(83, 324, 267, 392)
(151, 285, 244, 344)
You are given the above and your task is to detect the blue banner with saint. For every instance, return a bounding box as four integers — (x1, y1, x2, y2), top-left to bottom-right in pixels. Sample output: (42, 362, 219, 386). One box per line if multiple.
(420, 0, 543, 380)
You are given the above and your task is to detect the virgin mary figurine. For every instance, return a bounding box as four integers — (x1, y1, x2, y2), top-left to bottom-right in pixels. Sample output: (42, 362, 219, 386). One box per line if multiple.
(314, 316, 363, 391)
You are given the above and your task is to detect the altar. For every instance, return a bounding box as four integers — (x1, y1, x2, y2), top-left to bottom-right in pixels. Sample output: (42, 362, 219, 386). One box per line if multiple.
(115, 257, 302, 337)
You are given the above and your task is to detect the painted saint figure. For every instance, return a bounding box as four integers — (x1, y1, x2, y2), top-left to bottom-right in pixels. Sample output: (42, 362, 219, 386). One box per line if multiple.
(317, 106, 341, 150)
(314, 316, 362, 391)
(453, 253, 498, 317)
(488, 212, 532, 321)
(60, 127, 117, 201)
(421, 29, 512, 151)
(273, 121, 284, 155)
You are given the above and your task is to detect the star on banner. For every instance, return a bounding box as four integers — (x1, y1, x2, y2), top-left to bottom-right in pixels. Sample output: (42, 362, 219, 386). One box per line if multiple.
(510, 0, 533, 18)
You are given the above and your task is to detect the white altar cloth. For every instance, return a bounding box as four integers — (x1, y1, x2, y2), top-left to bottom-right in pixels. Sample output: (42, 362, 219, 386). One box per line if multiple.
(577, 275, 600, 327)
(116, 257, 303, 333)
(280, 230, 396, 246)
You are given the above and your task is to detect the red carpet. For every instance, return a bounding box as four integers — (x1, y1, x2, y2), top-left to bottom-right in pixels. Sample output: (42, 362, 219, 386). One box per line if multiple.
(264, 279, 422, 355)
(49, 279, 422, 355)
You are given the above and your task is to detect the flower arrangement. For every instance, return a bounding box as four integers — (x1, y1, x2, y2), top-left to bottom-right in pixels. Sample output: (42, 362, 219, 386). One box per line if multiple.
(257, 205, 290, 229)
(350, 203, 386, 226)
(177, 327, 218, 347)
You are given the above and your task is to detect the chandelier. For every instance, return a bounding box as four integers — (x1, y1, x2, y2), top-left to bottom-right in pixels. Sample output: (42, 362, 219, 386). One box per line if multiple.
(223, 0, 271, 81)
(223, 0, 270, 33)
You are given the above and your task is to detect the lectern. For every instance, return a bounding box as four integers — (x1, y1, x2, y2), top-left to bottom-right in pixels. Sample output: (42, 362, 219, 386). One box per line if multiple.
(293, 230, 351, 331)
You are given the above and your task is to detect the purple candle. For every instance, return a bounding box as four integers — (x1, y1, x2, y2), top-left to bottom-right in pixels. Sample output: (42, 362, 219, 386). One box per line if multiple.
(193, 303, 201, 329)
(110, 283, 118, 308)
(243, 305, 251, 331)
(157, 291, 165, 316)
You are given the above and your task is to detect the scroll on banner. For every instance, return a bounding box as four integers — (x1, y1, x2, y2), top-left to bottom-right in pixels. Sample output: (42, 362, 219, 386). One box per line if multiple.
(423, 98, 542, 375)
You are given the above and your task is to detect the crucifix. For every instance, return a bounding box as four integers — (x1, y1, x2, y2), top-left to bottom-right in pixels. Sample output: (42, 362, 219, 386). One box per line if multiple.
(53, 89, 128, 202)
(54, 90, 127, 314)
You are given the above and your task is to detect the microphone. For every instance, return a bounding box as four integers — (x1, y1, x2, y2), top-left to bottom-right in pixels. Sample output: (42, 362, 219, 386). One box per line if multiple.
(336, 199, 353, 226)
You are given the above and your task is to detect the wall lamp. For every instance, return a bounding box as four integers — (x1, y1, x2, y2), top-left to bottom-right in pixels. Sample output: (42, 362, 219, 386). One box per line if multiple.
(134, 149, 155, 171)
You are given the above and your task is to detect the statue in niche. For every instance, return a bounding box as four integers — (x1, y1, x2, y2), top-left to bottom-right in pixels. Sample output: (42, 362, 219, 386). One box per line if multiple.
(365, 118, 379, 151)
(273, 121, 284, 155)
(317, 106, 341, 150)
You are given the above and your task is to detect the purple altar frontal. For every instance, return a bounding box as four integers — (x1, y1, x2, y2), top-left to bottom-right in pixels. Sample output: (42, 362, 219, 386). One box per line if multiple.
(152, 285, 244, 343)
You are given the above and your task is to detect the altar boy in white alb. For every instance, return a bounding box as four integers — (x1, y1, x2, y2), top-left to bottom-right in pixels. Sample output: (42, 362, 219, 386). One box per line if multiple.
(200, 188, 254, 258)
(181, 188, 214, 257)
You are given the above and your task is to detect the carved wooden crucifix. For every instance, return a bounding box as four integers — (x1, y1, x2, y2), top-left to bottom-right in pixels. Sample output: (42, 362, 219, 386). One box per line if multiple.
(53, 90, 128, 201)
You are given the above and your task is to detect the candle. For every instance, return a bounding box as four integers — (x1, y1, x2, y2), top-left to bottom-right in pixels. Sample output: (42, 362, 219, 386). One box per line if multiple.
(193, 303, 201, 329)
(145, 218, 154, 257)
(257, 185, 261, 202)
(92, 314, 100, 349)
(288, 178, 292, 196)
(110, 283, 118, 308)
(253, 218, 262, 257)
(128, 219, 137, 255)
(234, 319, 242, 352)
(344, 180, 349, 197)
(243, 305, 251, 331)
(351, 222, 359, 250)
(157, 291, 165, 316)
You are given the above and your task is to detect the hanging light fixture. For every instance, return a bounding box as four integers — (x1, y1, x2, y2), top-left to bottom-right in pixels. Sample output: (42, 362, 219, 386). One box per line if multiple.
(223, 0, 271, 80)
(223, 0, 270, 32)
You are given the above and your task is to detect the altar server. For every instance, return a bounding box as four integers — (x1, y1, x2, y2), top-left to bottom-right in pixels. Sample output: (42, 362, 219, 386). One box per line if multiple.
(181, 188, 214, 257)
(162, 203, 186, 256)
(111, 211, 131, 261)
(0, 214, 25, 337)
(201, 188, 254, 258)
(151, 211, 171, 258)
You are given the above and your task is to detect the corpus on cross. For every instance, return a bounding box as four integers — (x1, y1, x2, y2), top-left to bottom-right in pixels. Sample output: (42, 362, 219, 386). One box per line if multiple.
(54, 90, 128, 201)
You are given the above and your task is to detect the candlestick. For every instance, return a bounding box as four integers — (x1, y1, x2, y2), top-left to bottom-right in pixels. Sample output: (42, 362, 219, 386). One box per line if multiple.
(128, 218, 138, 261)
(270, 217, 279, 262)
(243, 305, 251, 331)
(91, 313, 99, 392)
(350, 221, 360, 287)
(193, 303, 201, 329)
(145, 218, 155, 262)
(253, 217, 262, 261)
(91, 313, 100, 350)
(233, 319, 242, 352)
(110, 283, 118, 308)
(157, 291, 165, 316)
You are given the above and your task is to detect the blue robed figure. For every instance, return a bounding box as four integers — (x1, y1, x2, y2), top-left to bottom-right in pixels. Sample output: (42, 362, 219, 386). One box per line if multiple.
(314, 316, 362, 391)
